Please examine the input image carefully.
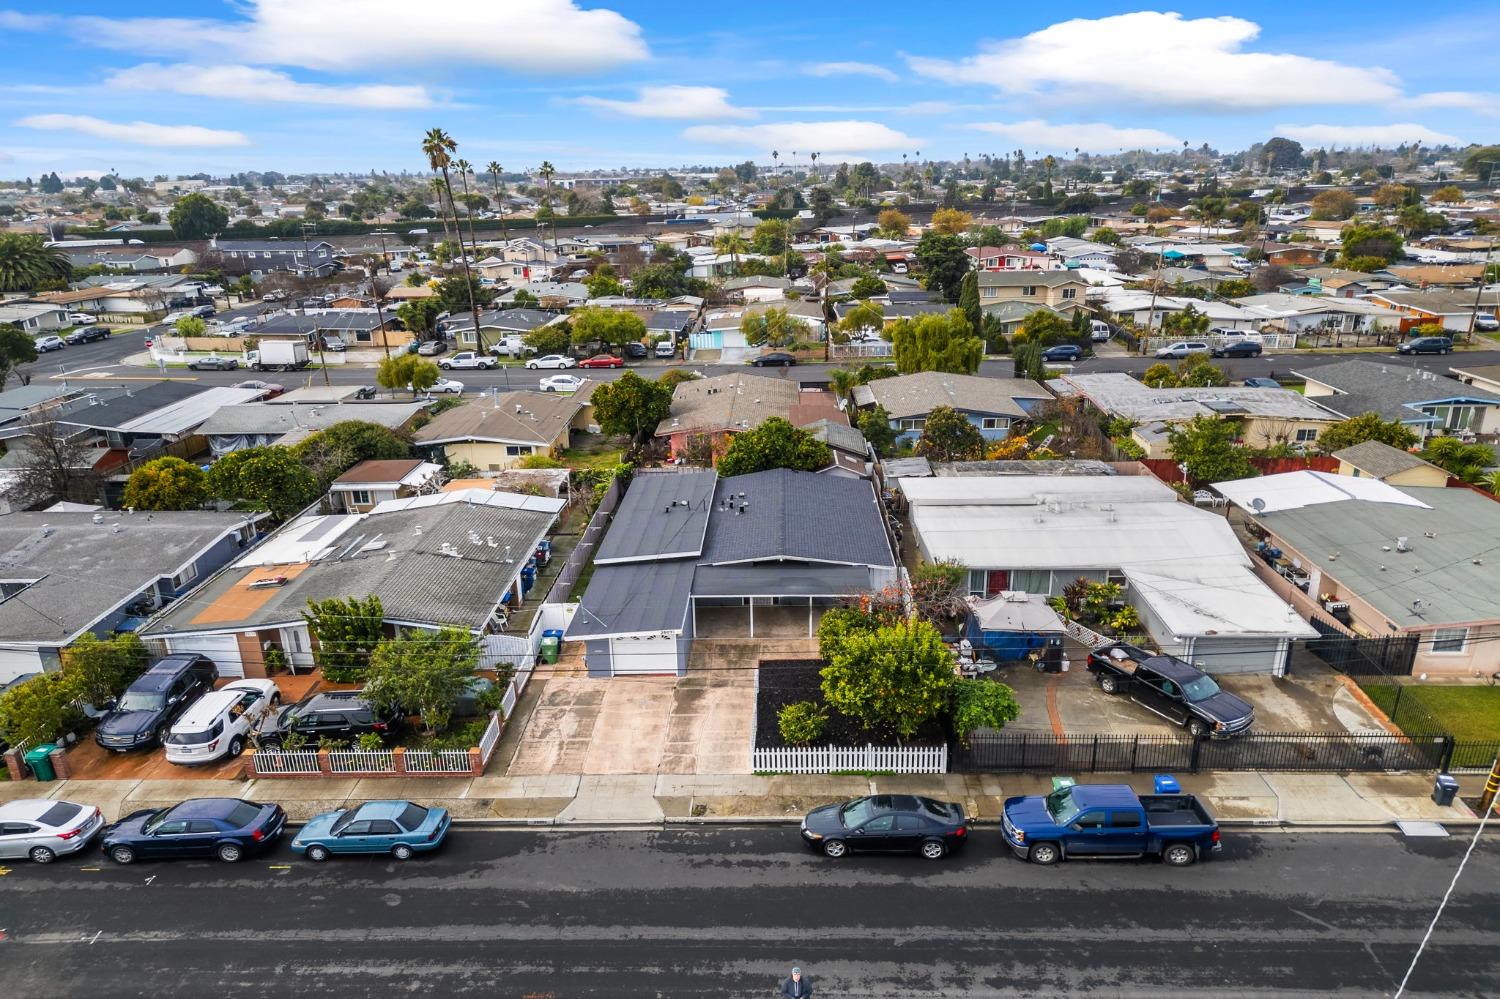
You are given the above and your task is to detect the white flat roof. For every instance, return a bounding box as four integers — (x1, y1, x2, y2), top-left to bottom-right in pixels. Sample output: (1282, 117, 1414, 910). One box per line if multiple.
(371, 487, 565, 515)
(899, 474, 1172, 508)
(118, 386, 264, 436)
(1214, 470, 1432, 514)
(1124, 566, 1320, 639)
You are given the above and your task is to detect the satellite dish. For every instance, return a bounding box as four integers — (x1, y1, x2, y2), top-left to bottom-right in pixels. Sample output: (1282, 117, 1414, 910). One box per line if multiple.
(1250, 497, 1266, 513)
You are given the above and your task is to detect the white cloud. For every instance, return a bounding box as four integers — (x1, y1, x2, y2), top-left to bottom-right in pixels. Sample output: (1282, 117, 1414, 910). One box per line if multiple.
(907, 12, 1400, 110)
(17, 114, 249, 147)
(575, 85, 751, 120)
(683, 120, 920, 156)
(968, 119, 1183, 152)
(1273, 123, 1460, 147)
(64, 0, 647, 73)
(106, 63, 434, 109)
(804, 62, 899, 83)
(1401, 91, 1500, 116)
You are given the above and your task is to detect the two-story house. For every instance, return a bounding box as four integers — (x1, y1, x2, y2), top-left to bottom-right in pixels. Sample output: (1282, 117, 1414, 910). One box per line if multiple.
(210, 237, 338, 279)
(977, 271, 1090, 314)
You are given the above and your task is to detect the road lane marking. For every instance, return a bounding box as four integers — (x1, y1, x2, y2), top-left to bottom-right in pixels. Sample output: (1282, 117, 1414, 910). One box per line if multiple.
(268, 865, 291, 870)
(78, 867, 101, 872)
(0, 866, 10, 876)
(143, 875, 156, 885)
(88, 931, 102, 945)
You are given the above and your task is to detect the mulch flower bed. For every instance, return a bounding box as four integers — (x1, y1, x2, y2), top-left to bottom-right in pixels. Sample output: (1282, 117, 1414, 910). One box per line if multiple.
(755, 659, 946, 749)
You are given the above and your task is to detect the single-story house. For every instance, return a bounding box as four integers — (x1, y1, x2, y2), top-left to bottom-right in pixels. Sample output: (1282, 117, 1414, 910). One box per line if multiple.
(1366, 289, 1500, 332)
(1293, 359, 1500, 439)
(0, 302, 68, 332)
(1331, 440, 1449, 487)
(55, 383, 266, 451)
(899, 473, 1317, 674)
(247, 310, 413, 351)
(196, 401, 429, 456)
(1235, 293, 1402, 333)
(655, 373, 843, 459)
(142, 489, 563, 676)
(851, 371, 1052, 445)
(329, 459, 444, 513)
(565, 468, 897, 675)
(1449, 363, 1500, 396)
(210, 236, 338, 279)
(442, 308, 561, 352)
(0, 511, 266, 682)
(1215, 471, 1500, 678)
(413, 385, 597, 471)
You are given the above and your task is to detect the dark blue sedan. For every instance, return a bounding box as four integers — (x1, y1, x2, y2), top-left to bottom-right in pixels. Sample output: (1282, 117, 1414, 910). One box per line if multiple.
(101, 798, 285, 865)
(1041, 344, 1083, 362)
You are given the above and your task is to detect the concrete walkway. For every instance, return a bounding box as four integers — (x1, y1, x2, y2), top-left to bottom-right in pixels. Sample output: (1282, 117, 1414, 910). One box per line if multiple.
(0, 769, 1479, 827)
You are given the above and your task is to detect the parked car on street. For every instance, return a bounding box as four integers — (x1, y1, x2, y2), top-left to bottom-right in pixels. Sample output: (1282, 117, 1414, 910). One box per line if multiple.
(424, 377, 464, 394)
(1474, 314, 1499, 332)
(64, 327, 109, 344)
(292, 800, 451, 862)
(527, 354, 577, 369)
(34, 336, 65, 352)
(539, 374, 586, 393)
(67, 312, 97, 325)
(1041, 344, 1083, 362)
(352, 385, 378, 400)
(1243, 377, 1281, 388)
(1398, 336, 1453, 355)
(624, 341, 648, 359)
(417, 339, 448, 356)
(164, 679, 281, 766)
(188, 355, 239, 370)
(256, 690, 402, 748)
(1211, 341, 1263, 358)
(232, 380, 285, 398)
(1154, 341, 1211, 359)
(94, 655, 219, 752)
(1002, 782, 1221, 866)
(801, 794, 968, 860)
(750, 352, 797, 367)
(439, 351, 495, 370)
(0, 799, 105, 864)
(101, 798, 286, 865)
(578, 354, 624, 368)
(1087, 642, 1255, 738)
(320, 335, 346, 352)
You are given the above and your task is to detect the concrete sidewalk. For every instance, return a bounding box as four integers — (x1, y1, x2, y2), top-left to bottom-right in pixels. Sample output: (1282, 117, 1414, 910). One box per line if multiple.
(0, 769, 1478, 828)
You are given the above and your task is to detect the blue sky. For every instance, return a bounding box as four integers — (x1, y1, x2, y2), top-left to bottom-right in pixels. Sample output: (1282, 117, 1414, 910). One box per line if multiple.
(0, 1, 1496, 179)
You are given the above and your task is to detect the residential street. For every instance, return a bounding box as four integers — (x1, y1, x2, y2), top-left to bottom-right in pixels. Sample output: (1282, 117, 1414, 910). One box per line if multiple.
(2, 827, 1496, 998)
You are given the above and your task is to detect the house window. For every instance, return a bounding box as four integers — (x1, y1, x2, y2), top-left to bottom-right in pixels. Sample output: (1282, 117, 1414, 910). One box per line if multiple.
(1295, 428, 1318, 442)
(1430, 628, 1468, 653)
(980, 417, 1006, 430)
(505, 444, 533, 456)
(1008, 569, 1051, 593)
(1061, 288, 1077, 300)
(897, 418, 926, 432)
(346, 490, 373, 507)
(171, 564, 198, 589)
(1021, 286, 1038, 297)
(356, 331, 372, 343)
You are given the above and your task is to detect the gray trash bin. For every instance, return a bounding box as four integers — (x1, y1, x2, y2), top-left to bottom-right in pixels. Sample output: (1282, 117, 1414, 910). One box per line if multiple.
(1432, 774, 1460, 807)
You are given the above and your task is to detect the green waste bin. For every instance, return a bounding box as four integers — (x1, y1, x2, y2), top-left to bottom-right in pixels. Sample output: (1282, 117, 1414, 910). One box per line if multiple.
(539, 636, 560, 664)
(24, 743, 57, 782)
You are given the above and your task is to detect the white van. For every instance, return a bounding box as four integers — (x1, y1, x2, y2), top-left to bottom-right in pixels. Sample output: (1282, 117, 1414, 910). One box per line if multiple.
(164, 679, 280, 765)
(1089, 320, 1113, 342)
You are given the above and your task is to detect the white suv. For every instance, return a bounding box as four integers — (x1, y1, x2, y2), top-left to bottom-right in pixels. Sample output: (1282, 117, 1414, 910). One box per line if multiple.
(1154, 341, 1211, 359)
(164, 679, 280, 765)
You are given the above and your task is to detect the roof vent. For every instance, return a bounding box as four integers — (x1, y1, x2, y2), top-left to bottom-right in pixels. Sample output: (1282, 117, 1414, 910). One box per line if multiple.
(1395, 536, 1412, 553)
(92, 513, 104, 525)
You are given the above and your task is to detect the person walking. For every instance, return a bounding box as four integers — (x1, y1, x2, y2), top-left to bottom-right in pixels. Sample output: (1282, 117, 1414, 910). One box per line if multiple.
(779, 966, 813, 997)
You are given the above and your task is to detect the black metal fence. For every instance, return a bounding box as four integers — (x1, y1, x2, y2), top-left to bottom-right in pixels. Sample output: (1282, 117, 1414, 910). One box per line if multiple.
(951, 731, 1458, 774)
(1298, 622, 1419, 678)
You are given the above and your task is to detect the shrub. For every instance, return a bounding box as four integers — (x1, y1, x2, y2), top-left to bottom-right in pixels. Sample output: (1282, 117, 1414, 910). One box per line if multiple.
(778, 701, 828, 745)
(355, 732, 384, 751)
(951, 679, 1022, 745)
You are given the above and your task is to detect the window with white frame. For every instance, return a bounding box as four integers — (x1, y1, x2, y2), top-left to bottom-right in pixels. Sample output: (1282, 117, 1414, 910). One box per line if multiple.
(980, 417, 1006, 430)
(346, 490, 372, 507)
(1295, 428, 1318, 442)
(171, 564, 198, 589)
(898, 418, 926, 431)
(1061, 288, 1077, 300)
(1021, 286, 1038, 297)
(505, 444, 533, 456)
(1430, 627, 1468, 653)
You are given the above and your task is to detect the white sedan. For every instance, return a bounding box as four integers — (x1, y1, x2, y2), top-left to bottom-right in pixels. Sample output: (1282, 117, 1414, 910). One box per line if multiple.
(428, 377, 465, 394)
(0, 799, 104, 864)
(540, 374, 585, 393)
(527, 354, 577, 370)
(67, 312, 97, 325)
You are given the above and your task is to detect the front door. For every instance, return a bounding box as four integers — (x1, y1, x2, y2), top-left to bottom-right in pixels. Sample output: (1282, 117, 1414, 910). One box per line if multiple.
(1065, 811, 1113, 855)
(985, 570, 1010, 597)
(851, 815, 896, 852)
(334, 820, 372, 854)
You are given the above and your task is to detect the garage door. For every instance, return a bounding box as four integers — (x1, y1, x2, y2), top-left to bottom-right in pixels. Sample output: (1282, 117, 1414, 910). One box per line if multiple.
(1195, 637, 1287, 676)
(609, 635, 678, 675)
(0, 646, 44, 685)
(168, 634, 244, 678)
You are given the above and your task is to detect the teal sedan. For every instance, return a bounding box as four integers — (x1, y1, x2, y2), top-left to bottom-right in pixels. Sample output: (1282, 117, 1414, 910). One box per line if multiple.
(291, 800, 450, 861)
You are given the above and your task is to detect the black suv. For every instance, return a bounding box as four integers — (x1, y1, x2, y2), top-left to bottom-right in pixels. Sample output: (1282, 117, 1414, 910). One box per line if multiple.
(256, 690, 403, 747)
(1086, 642, 1255, 738)
(1398, 335, 1453, 355)
(94, 655, 219, 752)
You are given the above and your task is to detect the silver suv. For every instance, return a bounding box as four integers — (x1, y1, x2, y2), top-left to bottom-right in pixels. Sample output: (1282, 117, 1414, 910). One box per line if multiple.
(1154, 340, 1211, 359)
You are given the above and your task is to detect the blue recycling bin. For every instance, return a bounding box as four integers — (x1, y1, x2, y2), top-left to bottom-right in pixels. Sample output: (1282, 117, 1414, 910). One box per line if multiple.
(542, 628, 564, 641)
(1154, 774, 1182, 794)
(1432, 774, 1460, 807)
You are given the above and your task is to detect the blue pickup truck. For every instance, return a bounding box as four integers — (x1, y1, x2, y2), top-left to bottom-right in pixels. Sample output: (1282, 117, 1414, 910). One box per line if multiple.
(1002, 783, 1221, 866)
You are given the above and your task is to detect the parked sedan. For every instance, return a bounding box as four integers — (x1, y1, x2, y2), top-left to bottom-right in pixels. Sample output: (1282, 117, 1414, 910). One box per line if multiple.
(101, 798, 286, 865)
(232, 379, 285, 398)
(527, 354, 578, 369)
(292, 800, 451, 862)
(578, 353, 624, 369)
(416, 339, 448, 356)
(1212, 341, 1263, 358)
(34, 336, 65, 353)
(1398, 335, 1453, 355)
(188, 355, 239, 370)
(801, 794, 968, 860)
(1243, 377, 1281, 388)
(67, 312, 98, 325)
(1041, 344, 1083, 362)
(0, 799, 104, 864)
(750, 351, 797, 367)
(539, 374, 586, 393)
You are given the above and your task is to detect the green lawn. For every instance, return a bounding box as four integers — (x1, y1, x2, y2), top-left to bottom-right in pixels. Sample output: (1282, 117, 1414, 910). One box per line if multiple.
(561, 433, 627, 470)
(1365, 684, 1500, 742)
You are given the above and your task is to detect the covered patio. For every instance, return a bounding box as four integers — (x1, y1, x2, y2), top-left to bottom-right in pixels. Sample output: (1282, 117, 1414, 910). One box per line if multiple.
(693, 596, 846, 638)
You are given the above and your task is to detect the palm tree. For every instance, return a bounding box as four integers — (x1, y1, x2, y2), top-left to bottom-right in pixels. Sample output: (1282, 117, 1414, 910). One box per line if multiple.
(429, 176, 453, 245)
(454, 158, 479, 257)
(538, 161, 559, 260)
(771, 149, 779, 174)
(714, 231, 748, 275)
(810, 151, 819, 180)
(422, 128, 484, 353)
(486, 161, 509, 249)
(0, 233, 71, 292)
(827, 366, 860, 404)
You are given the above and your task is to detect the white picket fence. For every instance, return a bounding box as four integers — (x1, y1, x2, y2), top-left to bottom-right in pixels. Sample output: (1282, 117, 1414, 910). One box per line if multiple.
(478, 711, 504, 768)
(404, 748, 473, 774)
(751, 743, 948, 775)
(327, 749, 396, 774)
(252, 749, 321, 775)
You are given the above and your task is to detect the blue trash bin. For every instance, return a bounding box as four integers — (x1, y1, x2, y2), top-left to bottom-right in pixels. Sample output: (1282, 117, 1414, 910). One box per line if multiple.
(1154, 774, 1182, 794)
(1432, 774, 1460, 807)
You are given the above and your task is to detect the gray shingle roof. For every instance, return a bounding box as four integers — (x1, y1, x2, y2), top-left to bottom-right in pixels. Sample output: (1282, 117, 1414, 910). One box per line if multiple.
(692, 563, 876, 596)
(852, 371, 1051, 420)
(700, 469, 893, 568)
(1330, 440, 1441, 479)
(1293, 360, 1500, 424)
(198, 402, 427, 437)
(411, 387, 593, 448)
(564, 560, 695, 639)
(594, 470, 717, 565)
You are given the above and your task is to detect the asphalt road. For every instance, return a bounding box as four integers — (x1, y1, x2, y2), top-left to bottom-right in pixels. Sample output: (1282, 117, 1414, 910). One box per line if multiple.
(0, 826, 1496, 998)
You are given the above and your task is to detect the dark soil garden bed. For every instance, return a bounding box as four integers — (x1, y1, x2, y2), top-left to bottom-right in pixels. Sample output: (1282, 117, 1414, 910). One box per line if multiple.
(755, 659, 947, 749)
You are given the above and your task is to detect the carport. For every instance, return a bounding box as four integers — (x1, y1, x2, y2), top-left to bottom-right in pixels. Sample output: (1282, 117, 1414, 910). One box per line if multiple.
(691, 565, 873, 638)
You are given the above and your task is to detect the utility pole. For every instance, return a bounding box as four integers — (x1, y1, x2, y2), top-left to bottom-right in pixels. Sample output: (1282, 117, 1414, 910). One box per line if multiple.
(1465, 235, 1496, 345)
(1143, 245, 1167, 353)
(1480, 754, 1500, 817)
(370, 230, 394, 364)
(299, 220, 332, 393)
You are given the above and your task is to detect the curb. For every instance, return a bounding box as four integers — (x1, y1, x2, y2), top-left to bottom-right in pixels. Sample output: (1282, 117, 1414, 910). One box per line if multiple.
(408, 816, 1494, 832)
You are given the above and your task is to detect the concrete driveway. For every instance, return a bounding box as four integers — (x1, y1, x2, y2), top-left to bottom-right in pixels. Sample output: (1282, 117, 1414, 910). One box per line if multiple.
(504, 672, 755, 776)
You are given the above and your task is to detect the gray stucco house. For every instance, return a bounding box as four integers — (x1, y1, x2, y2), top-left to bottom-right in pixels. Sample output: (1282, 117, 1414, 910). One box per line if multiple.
(851, 371, 1053, 446)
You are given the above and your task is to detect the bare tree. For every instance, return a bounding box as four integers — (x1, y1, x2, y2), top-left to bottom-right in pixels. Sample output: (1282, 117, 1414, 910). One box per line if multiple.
(7, 414, 101, 508)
